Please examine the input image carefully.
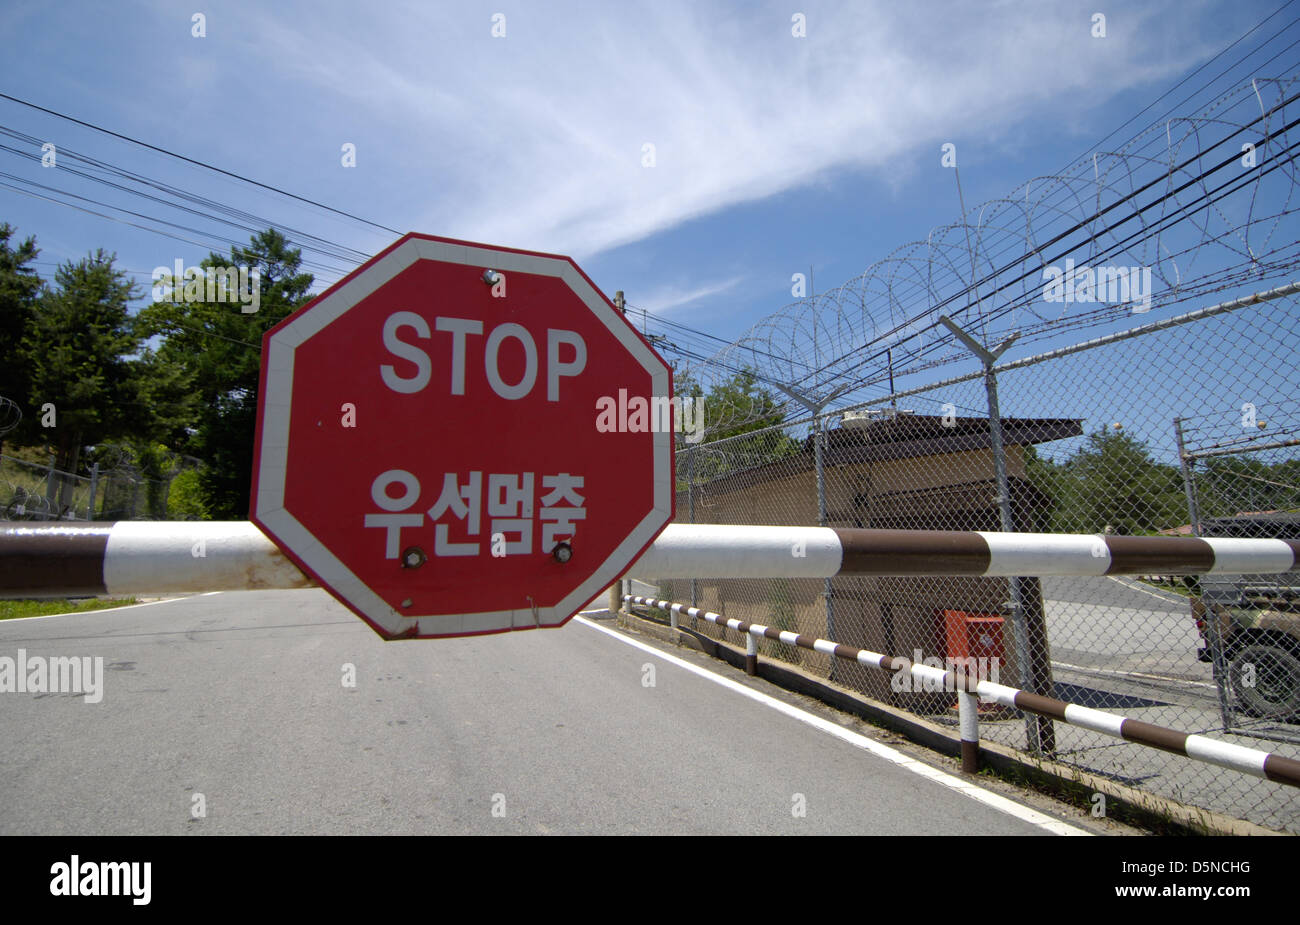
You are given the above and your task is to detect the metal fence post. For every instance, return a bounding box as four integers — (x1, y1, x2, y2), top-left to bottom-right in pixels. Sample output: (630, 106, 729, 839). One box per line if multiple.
(957, 689, 980, 773)
(983, 363, 1040, 751)
(940, 315, 1053, 755)
(44, 453, 57, 511)
(1173, 417, 1201, 537)
(773, 385, 851, 681)
(815, 409, 837, 680)
(86, 463, 100, 521)
(1174, 416, 1233, 732)
(688, 444, 697, 610)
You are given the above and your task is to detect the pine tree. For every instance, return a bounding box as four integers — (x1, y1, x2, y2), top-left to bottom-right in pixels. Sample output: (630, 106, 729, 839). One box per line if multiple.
(22, 249, 140, 507)
(137, 229, 314, 517)
(0, 223, 43, 455)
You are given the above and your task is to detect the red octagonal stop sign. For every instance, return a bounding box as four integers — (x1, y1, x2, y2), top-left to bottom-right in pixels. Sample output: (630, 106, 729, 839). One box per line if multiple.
(251, 233, 673, 639)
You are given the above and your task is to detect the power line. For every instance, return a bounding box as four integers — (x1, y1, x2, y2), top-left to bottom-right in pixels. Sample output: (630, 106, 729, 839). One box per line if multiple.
(1065, 1, 1299, 165)
(0, 92, 401, 237)
(0, 174, 352, 280)
(0, 127, 368, 276)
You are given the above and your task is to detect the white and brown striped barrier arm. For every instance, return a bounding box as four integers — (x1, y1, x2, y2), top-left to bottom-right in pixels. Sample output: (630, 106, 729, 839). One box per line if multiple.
(0, 522, 314, 598)
(628, 525, 1300, 578)
(3, 522, 1298, 597)
(624, 595, 1300, 790)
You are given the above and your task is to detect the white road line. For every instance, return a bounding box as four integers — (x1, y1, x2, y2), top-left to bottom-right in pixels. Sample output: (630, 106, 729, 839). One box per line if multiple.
(1052, 660, 1217, 690)
(575, 616, 1091, 836)
(0, 597, 183, 622)
(1104, 575, 1188, 606)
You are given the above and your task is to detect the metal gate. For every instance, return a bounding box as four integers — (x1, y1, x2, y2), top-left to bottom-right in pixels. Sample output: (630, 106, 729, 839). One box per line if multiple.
(1175, 403, 1300, 743)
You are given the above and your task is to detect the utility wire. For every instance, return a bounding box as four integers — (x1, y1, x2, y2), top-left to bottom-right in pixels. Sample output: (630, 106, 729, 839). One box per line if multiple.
(0, 92, 401, 236)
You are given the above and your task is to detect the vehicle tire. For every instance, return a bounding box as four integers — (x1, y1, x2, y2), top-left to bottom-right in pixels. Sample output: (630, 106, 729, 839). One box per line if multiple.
(1228, 638, 1300, 721)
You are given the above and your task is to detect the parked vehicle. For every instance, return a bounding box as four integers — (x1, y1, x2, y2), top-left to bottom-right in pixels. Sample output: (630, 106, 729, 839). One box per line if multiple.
(1191, 513, 1300, 721)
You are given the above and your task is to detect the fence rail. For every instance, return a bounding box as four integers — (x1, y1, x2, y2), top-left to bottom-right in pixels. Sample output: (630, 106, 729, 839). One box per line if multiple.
(624, 593, 1300, 789)
(0, 452, 194, 522)
(653, 279, 1300, 833)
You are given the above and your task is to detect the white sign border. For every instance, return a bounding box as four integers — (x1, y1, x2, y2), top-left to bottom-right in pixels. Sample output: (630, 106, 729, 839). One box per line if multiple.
(253, 235, 672, 639)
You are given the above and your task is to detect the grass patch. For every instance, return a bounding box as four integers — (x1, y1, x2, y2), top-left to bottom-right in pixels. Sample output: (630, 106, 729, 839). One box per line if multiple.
(0, 598, 138, 620)
(1137, 576, 1197, 598)
(646, 606, 671, 624)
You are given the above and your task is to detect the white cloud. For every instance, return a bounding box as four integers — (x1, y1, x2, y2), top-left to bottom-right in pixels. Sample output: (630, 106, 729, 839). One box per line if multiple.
(634, 276, 745, 315)
(175, 0, 1223, 260)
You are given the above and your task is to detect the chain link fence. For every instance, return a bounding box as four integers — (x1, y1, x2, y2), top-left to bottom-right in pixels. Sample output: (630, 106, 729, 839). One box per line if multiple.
(1176, 401, 1300, 747)
(0, 447, 200, 522)
(639, 288, 1300, 833)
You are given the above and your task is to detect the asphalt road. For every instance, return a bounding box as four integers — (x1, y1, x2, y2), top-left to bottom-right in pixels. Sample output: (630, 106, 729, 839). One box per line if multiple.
(0, 590, 1094, 835)
(1040, 575, 1205, 679)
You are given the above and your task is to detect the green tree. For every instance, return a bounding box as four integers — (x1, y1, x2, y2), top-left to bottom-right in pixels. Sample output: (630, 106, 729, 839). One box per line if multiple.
(23, 249, 141, 506)
(677, 367, 800, 487)
(1198, 455, 1300, 519)
(127, 345, 202, 451)
(137, 229, 314, 518)
(1024, 445, 1081, 532)
(703, 368, 787, 441)
(671, 365, 704, 406)
(1029, 429, 1186, 534)
(134, 442, 182, 519)
(0, 223, 43, 454)
(166, 467, 209, 520)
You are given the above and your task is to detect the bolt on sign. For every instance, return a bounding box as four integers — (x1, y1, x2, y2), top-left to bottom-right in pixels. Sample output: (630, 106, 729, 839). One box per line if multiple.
(251, 234, 674, 639)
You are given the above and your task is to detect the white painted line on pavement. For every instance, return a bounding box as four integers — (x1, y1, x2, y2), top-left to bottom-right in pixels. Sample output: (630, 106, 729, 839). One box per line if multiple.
(1105, 575, 1188, 606)
(575, 616, 1091, 836)
(1052, 660, 1217, 690)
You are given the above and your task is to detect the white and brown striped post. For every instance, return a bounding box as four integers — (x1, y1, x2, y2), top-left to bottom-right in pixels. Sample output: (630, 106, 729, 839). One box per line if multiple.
(956, 688, 980, 773)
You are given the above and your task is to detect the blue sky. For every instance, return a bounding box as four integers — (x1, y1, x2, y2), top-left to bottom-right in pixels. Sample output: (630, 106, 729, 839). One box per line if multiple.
(2, 0, 1297, 465)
